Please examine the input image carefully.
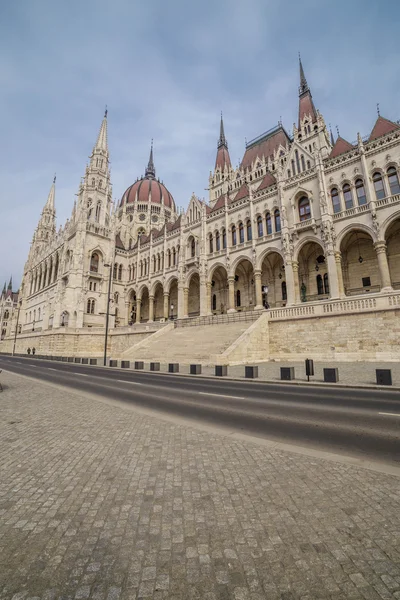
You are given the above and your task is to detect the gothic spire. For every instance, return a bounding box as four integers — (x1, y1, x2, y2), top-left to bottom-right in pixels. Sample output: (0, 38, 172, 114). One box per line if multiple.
(94, 109, 108, 153)
(44, 176, 56, 212)
(218, 112, 228, 148)
(7, 276, 12, 291)
(299, 53, 309, 96)
(2, 282, 6, 297)
(145, 140, 156, 179)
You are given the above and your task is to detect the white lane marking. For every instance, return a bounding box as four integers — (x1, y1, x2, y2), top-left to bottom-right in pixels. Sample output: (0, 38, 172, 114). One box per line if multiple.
(73, 372, 88, 376)
(199, 392, 245, 400)
(48, 368, 57, 371)
(117, 380, 143, 385)
(379, 412, 400, 417)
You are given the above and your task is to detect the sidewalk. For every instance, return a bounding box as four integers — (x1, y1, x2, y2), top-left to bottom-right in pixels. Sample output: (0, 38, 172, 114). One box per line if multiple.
(0, 371, 399, 600)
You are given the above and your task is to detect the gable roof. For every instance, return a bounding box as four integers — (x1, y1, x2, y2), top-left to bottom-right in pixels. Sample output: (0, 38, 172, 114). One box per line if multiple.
(329, 136, 354, 159)
(256, 172, 276, 192)
(299, 91, 318, 126)
(211, 194, 228, 212)
(233, 183, 249, 202)
(369, 116, 400, 141)
(115, 233, 125, 249)
(241, 125, 290, 170)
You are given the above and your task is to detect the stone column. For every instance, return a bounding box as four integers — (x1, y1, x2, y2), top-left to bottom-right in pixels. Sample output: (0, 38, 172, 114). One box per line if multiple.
(135, 299, 141, 324)
(183, 287, 189, 318)
(163, 292, 169, 320)
(227, 277, 236, 312)
(177, 283, 184, 319)
(200, 277, 207, 316)
(335, 252, 345, 297)
(374, 241, 393, 291)
(254, 269, 263, 310)
(292, 261, 300, 304)
(283, 260, 295, 305)
(148, 295, 154, 322)
(206, 281, 212, 314)
(326, 253, 340, 299)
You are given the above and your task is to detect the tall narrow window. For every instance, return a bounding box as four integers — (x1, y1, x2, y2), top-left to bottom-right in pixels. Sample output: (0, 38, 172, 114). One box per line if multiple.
(343, 184, 353, 209)
(373, 172, 386, 200)
(172, 248, 176, 266)
(291, 159, 296, 176)
(331, 188, 340, 213)
(281, 281, 287, 301)
(257, 216, 263, 237)
(316, 274, 324, 295)
(118, 265, 122, 280)
(246, 220, 252, 241)
(167, 250, 171, 267)
(113, 263, 118, 279)
(209, 234, 214, 253)
(232, 226, 237, 246)
(212, 294, 217, 311)
(274, 210, 281, 232)
(90, 253, 99, 272)
(355, 179, 367, 205)
(299, 197, 311, 221)
(301, 155, 306, 171)
(191, 238, 195, 257)
(222, 228, 226, 249)
(295, 149, 300, 174)
(216, 231, 220, 251)
(236, 290, 241, 307)
(266, 213, 272, 235)
(239, 222, 244, 243)
(324, 273, 329, 294)
(387, 167, 400, 195)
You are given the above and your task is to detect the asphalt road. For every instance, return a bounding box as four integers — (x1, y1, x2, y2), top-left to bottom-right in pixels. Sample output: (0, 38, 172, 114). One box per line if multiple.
(1, 355, 400, 466)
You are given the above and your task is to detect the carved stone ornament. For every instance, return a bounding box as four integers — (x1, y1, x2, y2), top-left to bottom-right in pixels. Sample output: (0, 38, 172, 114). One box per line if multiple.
(372, 213, 380, 237)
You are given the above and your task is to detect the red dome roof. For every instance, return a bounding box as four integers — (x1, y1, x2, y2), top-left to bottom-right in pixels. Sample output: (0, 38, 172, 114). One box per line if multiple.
(121, 177, 175, 209)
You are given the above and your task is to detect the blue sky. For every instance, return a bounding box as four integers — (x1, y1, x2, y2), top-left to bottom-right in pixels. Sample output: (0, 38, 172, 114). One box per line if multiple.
(1, 0, 399, 288)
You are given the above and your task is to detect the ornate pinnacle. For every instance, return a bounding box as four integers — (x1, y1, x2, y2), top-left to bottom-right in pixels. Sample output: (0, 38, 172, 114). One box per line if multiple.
(145, 140, 156, 178)
(299, 53, 309, 96)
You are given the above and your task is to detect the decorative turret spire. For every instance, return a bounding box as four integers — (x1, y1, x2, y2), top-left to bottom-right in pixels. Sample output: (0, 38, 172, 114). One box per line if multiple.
(218, 112, 228, 148)
(7, 276, 12, 291)
(2, 282, 6, 297)
(94, 109, 108, 153)
(44, 176, 56, 212)
(329, 124, 335, 146)
(145, 140, 156, 179)
(299, 53, 309, 96)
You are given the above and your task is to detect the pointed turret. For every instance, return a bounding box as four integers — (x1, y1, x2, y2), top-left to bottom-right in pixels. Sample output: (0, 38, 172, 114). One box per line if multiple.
(298, 55, 317, 127)
(7, 276, 12, 291)
(45, 175, 56, 212)
(145, 141, 156, 179)
(94, 107, 108, 153)
(215, 113, 231, 170)
(1, 282, 6, 298)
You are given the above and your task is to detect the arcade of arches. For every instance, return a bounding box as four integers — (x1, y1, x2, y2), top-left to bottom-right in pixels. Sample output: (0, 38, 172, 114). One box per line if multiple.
(121, 220, 400, 323)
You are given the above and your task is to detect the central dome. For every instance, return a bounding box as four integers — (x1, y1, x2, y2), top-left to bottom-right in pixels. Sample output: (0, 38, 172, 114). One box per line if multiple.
(120, 145, 175, 211)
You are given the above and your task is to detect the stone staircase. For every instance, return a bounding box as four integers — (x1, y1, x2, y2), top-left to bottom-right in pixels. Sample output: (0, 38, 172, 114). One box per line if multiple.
(120, 320, 253, 364)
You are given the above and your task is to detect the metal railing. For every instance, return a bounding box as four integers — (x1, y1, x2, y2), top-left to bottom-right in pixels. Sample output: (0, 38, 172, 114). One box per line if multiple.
(174, 309, 265, 328)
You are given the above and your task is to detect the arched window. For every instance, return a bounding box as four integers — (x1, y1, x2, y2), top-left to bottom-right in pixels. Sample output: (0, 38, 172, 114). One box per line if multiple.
(239, 222, 244, 243)
(387, 166, 400, 195)
(222, 228, 227, 249)
(232, 226, 237, 246)
(172, 248, 176, 266)
(301, 155, 306, 171)
(114, 308, 118, 323)
(38, 307, 41, 320)
(291, 159, 296, 176)
(246, 220, 252, 241)
(295, 149, 300, 173)
(128, 266, 132, 281)
(216, 231, 220, 251)
(343, 184, 353, 210)
(91, 178, 95, 187)
(95, 203, 101, 222)
(152, 256, 156, 273)
(90, 253, 99, 272)
(157, 254, 161, 271)
(117, 265, 122, 281)
(331, 188, 340, 213)
(113, 263, 118, 279)
(373, 172, 386, 200)
(281, 281, 287, 301)
(129, 238, 132, 249)
(257, 216, 263, 237)
(236, 290, 241, 307)
(274, 210, 281, 232)
(316, 274, 324, 295)
(191, 238, 196, 257)
(86, 299, 95, 314)
(355, 179, 367, 205)
(4, 310, 9, 320)
(299, 197, 311, 221)
(266, 213, 272, 235)
(306, 160, 311, 169)
(140, 261, 143, 277)
(209, 234, 214, 253)
(167, 249, 171, 267)
(324, 273, 329, 294)
(212, 294, 217, 311)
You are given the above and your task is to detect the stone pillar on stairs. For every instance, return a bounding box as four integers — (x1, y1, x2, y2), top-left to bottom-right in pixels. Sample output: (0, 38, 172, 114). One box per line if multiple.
(148, 295, 154, 322)
(163, 292, 169, 320)
(183, 287, 189, 318)
(374, 241, 393, 291)
(177, 283, 184, 319)
(335, 252, 345, 297)
(227, 277, 236, 313)
(254, 269, 263, 310)
(206, 281, 212, 315)
(135, 299, 141, 324)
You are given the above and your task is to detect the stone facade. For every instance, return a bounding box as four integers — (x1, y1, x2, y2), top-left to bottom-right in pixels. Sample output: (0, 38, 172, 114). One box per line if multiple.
(2, 59, 400, 361)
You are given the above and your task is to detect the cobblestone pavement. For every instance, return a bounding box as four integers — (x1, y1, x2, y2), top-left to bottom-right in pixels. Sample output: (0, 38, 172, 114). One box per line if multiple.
(0, 371, 399, 600)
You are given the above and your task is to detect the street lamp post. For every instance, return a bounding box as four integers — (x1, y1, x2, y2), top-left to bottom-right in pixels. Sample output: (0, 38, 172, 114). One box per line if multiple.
(12, 300, 22, 356)
(103, 262, 113, 366)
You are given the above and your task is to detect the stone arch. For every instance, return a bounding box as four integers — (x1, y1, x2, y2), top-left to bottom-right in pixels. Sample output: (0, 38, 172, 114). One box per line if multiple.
(140, 286, 150, 322)
(297, 240, 328, 301)
(256, 246, 283, 271)
(384, 216, 400, 288)
(294, 235, 325, 262)
(150, 278, 164, 296)
(166, 277, 178, 319)
(233, 257, 255, 310)
(230, 254, 253, 278)
(210, 265, 228, 314)
(208, 261, 227, 284)
(336, 223, 376, 249)
(187, 271, 200, 317)
(339, 228, 378, 295)
(165, 276, 178, 294)
(152, 281, 164, 320)
(127, 288, 137, 323)
(381, 210, 400, 239)
(260, 251, 285, 307)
